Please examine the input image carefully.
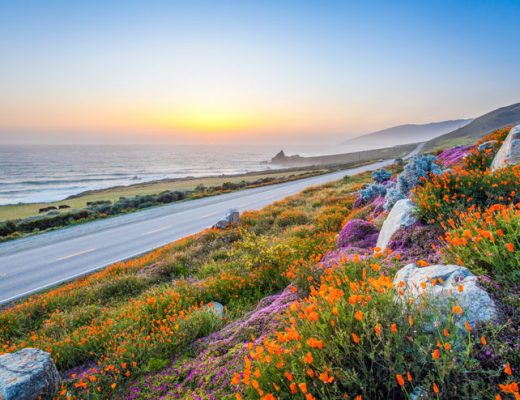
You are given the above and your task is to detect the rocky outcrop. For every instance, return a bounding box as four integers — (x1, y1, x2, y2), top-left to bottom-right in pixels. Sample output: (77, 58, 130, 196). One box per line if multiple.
(376, 199, 417, 251)
(491, 125, 520, 171)
(0, 348, 60, 400)
(394, 263, 498, 328)
(214, 209, 240, 229)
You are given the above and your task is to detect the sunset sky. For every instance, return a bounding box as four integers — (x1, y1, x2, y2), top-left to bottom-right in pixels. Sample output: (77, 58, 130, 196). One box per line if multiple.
(1, 0, 520, 145)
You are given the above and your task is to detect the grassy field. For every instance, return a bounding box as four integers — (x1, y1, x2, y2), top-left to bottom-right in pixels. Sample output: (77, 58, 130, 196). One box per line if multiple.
(0, 167, 332, 221)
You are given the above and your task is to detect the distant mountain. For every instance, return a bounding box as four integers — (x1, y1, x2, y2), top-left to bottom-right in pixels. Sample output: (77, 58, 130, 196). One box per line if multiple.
(342, 119, 472, 150)
(424, 102, 520, 152)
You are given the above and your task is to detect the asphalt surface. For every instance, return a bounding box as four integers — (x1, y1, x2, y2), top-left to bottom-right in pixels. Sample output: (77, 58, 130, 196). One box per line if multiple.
(0, 144, 423, 304)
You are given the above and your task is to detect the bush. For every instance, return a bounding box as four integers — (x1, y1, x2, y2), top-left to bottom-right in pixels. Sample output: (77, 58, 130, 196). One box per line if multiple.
(385, 155, 443, 210)
(239, 258, 500, 399)
(442, 203, 520, 282)
(277, 209, 309, 227)
(372, 168, 392, 183)
(414, 165, 520, 224)
(337, 218, 379, 249)
(359, 183, 387, 202)
(459, 127, 510, 172)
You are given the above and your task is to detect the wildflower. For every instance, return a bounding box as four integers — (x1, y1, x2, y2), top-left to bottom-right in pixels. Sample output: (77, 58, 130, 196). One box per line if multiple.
(433, 382, 439, 394)
(236, 394, 242, 400)
(319, 371, 334, 383)
(354, 311, 363, 321)
(299, 382, 308, 394)
(374, 324, 382, 334)
(432, 349, 440, 359)
(285, 371, 293, 382)
(232, 373, 241, 385)
(505, 363, 512, 376)
(304, 352, 313, 364)
(481, 336, 487, 345)
(443, 328, 449, 337)
(391, 324, 397, 333)
(407, 372, 412, 382)
(464, 321, 472, 332)
(351, 333, 360, 344)
(457, 284, 464, 292)
(408, 315, 414, 326)
(452, 305, 462, 315)
(506, 243, 514, 252)
(290, 383, 297, 394)
(396, 374, 405, 386)
(443, 343, 451, 351)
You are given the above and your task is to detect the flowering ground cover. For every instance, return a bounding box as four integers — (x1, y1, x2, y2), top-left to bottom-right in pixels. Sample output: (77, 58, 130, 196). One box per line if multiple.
(0, 167, 383, 398)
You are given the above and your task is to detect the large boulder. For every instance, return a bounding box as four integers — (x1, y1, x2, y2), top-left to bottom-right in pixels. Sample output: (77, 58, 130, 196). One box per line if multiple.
(0, 348, 60, 400)
(376, 199, 417, 251)
(394, 264, 498, 328)
(491, 125, 520, 171)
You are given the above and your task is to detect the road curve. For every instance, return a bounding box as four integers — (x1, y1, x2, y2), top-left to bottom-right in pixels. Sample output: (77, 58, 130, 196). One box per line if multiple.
(0, 144, 423, 305)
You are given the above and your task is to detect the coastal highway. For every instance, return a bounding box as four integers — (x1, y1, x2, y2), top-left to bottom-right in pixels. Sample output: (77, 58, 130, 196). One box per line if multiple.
(0, 144, 423, 305)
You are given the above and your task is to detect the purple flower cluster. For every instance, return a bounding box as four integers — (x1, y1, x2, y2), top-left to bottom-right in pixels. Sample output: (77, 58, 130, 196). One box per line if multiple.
(123, 287, 297, 399)
(337, 219, 379, 250)
(437, 145, 474, 167)
(387, 221, 443, 265)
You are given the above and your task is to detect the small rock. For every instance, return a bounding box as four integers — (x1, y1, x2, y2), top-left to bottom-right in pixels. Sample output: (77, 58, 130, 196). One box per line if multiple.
(0, 348, 60, 400)
(477, 140, 497, 152)
(214, 219, 229, 229)
(376, 199, 417, 251)
(491, 125, 520, 171)
(208, 301, 224, 317)
(225, 209, 240, 225)
(394, 264, 498, 329)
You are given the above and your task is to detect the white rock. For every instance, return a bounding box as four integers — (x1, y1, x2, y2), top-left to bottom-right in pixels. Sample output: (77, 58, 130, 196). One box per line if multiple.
(0, 348, 60, 400)
(376, 199, 417, 251)
(491, 125, 520, 171)
(394, 264, 498, 328)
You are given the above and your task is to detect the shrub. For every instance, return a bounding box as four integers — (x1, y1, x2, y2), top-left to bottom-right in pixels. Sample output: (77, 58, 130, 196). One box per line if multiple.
(387, 221, 444, 265)
(359, 183, 387, 202)
(459, 127, 510, 172)
(414, 165, 520, 224)
(442, 203, 520, 282)
(337, 218, 379, 249)
(437, 145, 474, 167)
(277, 209, 309, 227)
(385, 155, 443, 210)
(372, 168, 392, 183)
(239, 258, 501, 399)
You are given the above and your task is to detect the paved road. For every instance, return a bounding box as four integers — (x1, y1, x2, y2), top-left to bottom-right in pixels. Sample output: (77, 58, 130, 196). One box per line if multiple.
(0, 144, 423, 304)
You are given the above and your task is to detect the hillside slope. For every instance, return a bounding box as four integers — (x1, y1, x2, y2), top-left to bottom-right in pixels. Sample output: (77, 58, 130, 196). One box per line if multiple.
(423, 102, 520, 151)
(342, 119, 471, 149)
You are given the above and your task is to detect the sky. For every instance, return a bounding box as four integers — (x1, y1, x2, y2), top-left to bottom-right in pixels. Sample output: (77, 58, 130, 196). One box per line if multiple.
(0, 0, 519, 145)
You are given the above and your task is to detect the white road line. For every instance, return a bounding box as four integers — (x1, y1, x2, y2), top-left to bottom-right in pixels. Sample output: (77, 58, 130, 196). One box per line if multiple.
(142, 226, 170, 235)
(55, 248, 96, 261)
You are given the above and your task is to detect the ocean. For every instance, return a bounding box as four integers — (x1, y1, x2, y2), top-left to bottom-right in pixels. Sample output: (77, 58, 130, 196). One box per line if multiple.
(0, 145, 292, 205)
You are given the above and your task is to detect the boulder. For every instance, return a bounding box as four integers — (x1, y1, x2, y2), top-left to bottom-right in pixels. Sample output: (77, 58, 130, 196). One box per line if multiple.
(208, 301, 225, 317)
(376, 199, 417, 251)
(491, 125, 520, 171)
(0, 348, 60, 400)
(214, 209, 240, 230)
(394, 264, 498, 328)
(225, 209, 240, 225)
(477, 140, 497, 152)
